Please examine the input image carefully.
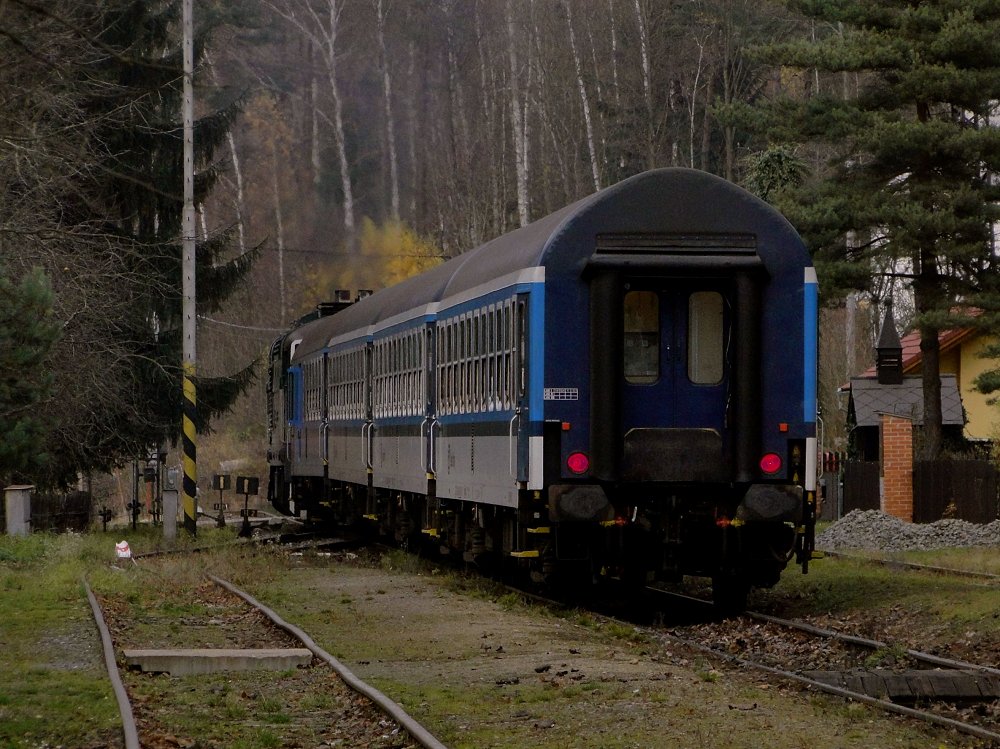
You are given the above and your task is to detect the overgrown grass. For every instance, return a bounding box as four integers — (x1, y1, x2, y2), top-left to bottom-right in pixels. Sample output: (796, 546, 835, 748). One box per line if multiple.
(0, 531, 124, 747)
(0, 525, 256, 748)
(757, 551, 1000, 642)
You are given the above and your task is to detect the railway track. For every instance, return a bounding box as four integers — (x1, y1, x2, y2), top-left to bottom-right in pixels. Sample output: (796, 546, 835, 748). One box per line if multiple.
(85, 532, 997, 747)
(820, 549, 1000, 583)
(494, 577, 1000, 744)
(648, 588, 1000, 745)
(375, 531, 1000, 744)
(85, 549, 447, 749)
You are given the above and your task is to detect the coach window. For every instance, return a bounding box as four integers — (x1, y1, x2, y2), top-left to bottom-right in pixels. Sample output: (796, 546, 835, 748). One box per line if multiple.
(688, 291, 724, 384)
(624, 291, 659, 384)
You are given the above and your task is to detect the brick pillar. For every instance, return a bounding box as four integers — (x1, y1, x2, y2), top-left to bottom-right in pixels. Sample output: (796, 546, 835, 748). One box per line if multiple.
(880, 413, 913, 522)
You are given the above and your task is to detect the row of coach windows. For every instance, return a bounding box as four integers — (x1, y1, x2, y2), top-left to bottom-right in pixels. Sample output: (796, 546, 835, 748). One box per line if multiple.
(328, 347, 366, 420)
(436, 300, 522, 415)
(303, 359, 324, 421)
(372, 331, 424, 418)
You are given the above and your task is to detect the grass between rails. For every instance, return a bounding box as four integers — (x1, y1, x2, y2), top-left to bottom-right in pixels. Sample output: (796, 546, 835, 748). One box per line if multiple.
(248, 550, 981, 748)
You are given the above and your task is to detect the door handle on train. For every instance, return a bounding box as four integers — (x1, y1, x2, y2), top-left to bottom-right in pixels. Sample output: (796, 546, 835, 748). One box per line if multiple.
(421, 417, 440, 475)
(420, 417, 431, 473)
(362, 422, 374, 470)
(509, 410, 521, 477)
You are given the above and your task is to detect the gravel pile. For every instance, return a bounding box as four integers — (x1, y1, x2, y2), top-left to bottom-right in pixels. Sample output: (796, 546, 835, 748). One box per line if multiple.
(816, 509, 1000, 552)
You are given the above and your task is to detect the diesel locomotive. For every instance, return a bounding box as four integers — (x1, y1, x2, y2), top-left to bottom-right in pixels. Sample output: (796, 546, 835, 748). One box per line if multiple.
(266, 168, 818, 610)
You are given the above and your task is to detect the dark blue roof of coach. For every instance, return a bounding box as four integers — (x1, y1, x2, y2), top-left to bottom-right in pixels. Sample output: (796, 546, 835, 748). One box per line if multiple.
(289, 168, 808, 362)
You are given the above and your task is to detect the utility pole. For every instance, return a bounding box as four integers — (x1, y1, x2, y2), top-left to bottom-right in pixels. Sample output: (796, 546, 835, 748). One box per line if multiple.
(181, 0, 198, 535)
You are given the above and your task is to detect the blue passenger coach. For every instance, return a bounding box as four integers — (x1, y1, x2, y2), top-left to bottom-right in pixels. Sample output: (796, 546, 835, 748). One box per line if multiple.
(267, 168, 818, 610)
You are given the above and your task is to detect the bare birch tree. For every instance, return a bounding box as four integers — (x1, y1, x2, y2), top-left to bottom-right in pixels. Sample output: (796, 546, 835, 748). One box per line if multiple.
(562, 0, 601, 191)
(633, 0, 655, 164)
(374, 0, 401, 222)
(269, 0, 357, 240)
(505, 0, 530, 227)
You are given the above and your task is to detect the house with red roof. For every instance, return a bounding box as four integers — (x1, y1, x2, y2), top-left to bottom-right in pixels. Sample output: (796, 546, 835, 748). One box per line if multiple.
(854, 311, 994, 441)
(840, 308, 998, 523)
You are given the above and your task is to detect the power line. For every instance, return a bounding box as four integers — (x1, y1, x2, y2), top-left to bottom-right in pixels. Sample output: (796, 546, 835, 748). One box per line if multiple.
(198, 315, 286, 333)
(272, 246, 451, 259)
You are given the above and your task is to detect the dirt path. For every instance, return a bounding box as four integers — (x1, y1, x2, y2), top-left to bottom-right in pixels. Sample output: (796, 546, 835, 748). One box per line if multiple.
(246, 553, 982, 749)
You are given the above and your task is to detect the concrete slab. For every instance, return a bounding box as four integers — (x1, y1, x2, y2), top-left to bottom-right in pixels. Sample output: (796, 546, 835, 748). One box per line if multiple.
(123, 648, 313, 676)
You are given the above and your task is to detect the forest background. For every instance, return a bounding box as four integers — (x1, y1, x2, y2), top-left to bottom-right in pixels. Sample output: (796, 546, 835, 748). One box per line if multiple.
(4, 0, 975, 503)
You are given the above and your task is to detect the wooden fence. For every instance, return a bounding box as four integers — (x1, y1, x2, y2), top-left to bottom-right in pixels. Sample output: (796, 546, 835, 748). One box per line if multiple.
(842, 461, 880, 514)
(913, 460, 999, 524)
(838, 459, 1000, 523)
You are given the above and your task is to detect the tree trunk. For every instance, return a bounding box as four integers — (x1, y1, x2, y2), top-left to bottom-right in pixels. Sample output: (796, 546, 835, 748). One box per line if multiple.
(203, 49, 247, 254)
(475, 0, 502, 236)
(406, 38, 419, 223)
(633, 0, 654, 166)
(311, 51, 322, 188)
(688, 34, 707, 169)
(915, 244, 944, 460)
(919, 324, 943, 460)
(323, 0, 356, 240)
(608, 0, 621, 109)
(271, 141, 287, 325)
(563, 0, 600, 192)
(505, 0, 530, 227)
(375, 0, 400, 222)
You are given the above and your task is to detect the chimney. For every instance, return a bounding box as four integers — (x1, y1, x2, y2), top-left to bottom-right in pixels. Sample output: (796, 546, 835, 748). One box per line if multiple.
(876, 303, 903, 385)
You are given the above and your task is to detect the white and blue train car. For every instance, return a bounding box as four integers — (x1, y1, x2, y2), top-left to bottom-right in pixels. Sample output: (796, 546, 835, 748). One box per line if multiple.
(267, 168, 818, 610)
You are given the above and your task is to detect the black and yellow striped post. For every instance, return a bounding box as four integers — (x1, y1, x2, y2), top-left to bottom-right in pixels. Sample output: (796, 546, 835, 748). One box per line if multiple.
(181, 0, 197, 536)
(182, 363, 198, 534)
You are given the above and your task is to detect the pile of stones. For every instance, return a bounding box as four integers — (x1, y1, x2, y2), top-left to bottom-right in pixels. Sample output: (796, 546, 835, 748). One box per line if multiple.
(815, 509, 1000, 552)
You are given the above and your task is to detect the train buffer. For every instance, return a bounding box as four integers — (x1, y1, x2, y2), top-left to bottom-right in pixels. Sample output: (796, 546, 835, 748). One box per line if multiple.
(801, 669, 1000, 702)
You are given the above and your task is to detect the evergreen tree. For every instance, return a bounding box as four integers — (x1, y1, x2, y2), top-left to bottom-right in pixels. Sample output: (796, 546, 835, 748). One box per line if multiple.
(0, 0, 255, 486)
(0, 267, 60, 484)
(76, 0, 256, 471)
(748, 0, 1000, 459)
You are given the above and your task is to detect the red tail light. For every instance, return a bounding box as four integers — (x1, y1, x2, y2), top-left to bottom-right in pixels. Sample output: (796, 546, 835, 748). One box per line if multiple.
(567, 452, 590, 474)
(759, 453, 782, 474)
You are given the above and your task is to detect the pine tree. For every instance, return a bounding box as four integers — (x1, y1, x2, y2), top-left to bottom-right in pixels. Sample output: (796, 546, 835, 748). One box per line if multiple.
(79, 0, 257, 469)
(0, 268, 60, 484)
(748, 1, 1000, 459)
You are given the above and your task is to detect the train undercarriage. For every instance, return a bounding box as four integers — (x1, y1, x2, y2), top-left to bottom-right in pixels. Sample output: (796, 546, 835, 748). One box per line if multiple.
(271, 467, 804, 612)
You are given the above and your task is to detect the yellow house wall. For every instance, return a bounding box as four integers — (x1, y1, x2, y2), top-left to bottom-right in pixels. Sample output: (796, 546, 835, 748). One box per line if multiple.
(958, 336, 997, 440)
(938, 348, 960, 375)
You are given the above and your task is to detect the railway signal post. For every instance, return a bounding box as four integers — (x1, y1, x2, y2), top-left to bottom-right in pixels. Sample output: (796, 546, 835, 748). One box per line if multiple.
(236, 476, 259, 538)
(212, 474, 230, 528)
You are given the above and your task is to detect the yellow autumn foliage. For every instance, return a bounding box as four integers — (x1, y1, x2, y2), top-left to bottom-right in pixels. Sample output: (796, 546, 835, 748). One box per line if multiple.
(300, 218, 444, 310)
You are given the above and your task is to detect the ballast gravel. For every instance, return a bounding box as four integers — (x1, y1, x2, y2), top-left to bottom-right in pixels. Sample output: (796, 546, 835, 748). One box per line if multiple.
(816, 509, 1000, 552)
